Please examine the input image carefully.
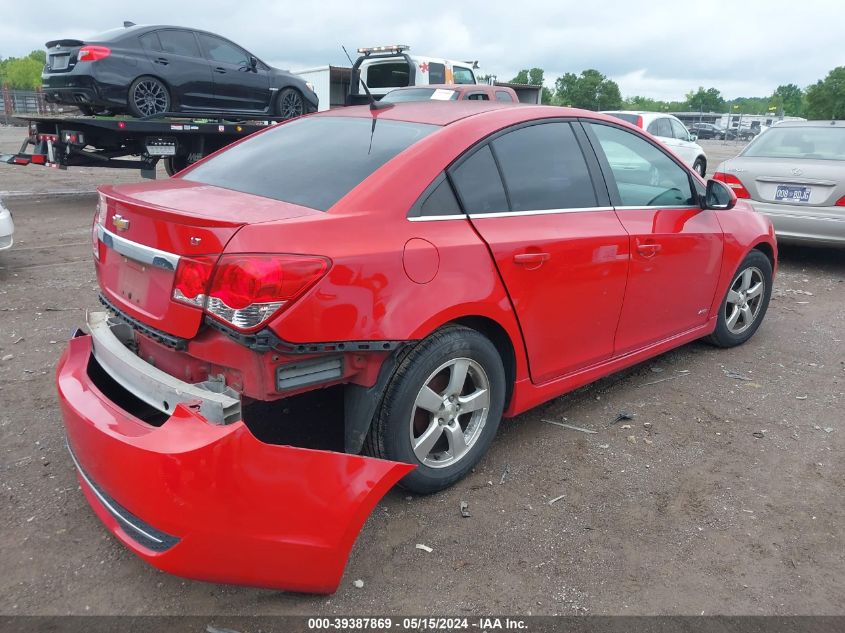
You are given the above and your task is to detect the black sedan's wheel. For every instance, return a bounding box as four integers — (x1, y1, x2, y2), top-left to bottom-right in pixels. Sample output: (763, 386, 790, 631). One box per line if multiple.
(128, 76, 171, 118)
(707, 250, 772, 348)
(276, 87, 304, 120)
(364, 326, 506, 494)
(693, 157, 706, 177)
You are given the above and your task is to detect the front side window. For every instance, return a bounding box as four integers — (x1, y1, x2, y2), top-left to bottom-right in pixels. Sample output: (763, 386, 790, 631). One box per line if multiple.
(157, 30, 201, 58)
(198, 33, 250, 66)
(449, 145, 508, 213)
(184, 117, 437, 211)
(671, 119, 690, 140)
(365, 62, 410, 88)
(492, 122, 597, 211)
(588, 123, 694, 207)
(452, 66, 475, 84)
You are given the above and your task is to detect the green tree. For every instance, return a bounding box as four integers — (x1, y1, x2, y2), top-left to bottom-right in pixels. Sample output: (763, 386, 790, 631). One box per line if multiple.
(685, 86, 725, 112)
(805, 67, 845, 119)
(768, 84, 803, 117)
(510, 68, 545, 86)
(554, 69, 622, 110)
(0, 50, 46, 89)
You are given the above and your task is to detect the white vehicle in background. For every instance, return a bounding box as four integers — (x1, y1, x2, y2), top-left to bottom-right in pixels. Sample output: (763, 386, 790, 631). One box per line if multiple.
(0, 201, 14, 251)
(349, 45, 478, 102)
(603, 111, 708, 176)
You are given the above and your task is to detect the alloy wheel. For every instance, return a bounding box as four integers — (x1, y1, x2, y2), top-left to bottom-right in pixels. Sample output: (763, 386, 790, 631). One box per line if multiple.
(408, 357, 491, 469)
(725, 266, 765, 335)
(133, 80, 168, 116)
(281, 91, 304, 119)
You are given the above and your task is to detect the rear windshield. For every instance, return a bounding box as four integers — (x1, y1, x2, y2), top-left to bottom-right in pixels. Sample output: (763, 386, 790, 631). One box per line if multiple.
(606, 113, 641, 126)
(183, 116, 437, 210)
(742, 126, 845, 161)
(365, 62, 410, 88)
(381, 88, 458, 103)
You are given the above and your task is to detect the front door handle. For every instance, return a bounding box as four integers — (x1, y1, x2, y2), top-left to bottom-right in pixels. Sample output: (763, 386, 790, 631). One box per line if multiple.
(636, 241, 662, 258)
(214, 66, 227, 74)
(513, 252, 551, 269)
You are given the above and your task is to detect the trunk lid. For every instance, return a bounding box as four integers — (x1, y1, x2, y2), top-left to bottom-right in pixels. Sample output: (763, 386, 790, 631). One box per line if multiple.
(725, 157, 845, 206)
(45, 40, 85, 74)
(95, 179, 320, 339)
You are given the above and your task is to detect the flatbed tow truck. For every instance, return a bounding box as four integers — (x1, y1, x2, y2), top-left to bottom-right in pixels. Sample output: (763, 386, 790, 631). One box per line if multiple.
(1, 112, 286, 178)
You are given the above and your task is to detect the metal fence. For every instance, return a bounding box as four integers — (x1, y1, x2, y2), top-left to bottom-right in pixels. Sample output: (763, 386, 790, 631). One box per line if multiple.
(1, 86, 59, 123)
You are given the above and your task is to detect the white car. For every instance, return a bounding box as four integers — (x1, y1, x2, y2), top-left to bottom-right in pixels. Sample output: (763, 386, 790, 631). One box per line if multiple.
(0, 202, 14, 251)
(602, 111, 708, 176)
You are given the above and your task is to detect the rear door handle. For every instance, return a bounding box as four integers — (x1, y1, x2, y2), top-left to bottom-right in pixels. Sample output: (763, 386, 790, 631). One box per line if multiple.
(513, 252, 551, 268)
(154, 57, 169, 65)
(636, 241, 662, 258)
(214, 67, 227, 74)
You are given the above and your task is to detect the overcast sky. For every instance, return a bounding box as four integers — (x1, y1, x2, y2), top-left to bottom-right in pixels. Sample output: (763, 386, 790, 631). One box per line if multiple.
(2, 0, 843, 100)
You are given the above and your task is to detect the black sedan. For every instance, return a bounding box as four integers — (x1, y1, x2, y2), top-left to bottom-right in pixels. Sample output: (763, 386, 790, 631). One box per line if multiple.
(42, 23, 318, 119)
(689, 123, 724, 140)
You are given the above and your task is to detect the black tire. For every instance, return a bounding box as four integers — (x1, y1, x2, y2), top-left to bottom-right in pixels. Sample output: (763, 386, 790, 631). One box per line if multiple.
(164, 155, 189, 176)
(693, 157, 706, 177)
(364, 326, 506, 494)
(707, 250, 772, 348)
(128, 76, 171, 118)
(78, 105, 96, 116)
(276, 87, 304, 120)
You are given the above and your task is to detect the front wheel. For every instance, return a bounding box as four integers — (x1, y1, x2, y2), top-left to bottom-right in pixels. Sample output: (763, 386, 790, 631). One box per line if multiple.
(707, 250, 772, 348)
(275, 87, 305, 120)
(128, 76, 171, 118)
(364, 326, 506, 494)
(693, 157, 706, 177)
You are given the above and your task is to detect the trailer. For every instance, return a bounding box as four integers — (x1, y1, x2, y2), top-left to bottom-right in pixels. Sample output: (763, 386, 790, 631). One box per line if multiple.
(0, 113, 286, 178)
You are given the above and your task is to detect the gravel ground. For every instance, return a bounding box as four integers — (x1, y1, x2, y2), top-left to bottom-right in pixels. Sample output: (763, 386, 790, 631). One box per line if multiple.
(0, 137, 843, 617)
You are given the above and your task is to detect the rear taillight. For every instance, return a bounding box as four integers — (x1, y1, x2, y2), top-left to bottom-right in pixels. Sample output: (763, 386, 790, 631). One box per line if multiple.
(92, 193, 107, 260)
(714, 171, 750, 199)
(172, 257, 215, 307)
(636, 115, 643, 128)
(172, 254, 329, 332)
(835, 195, 845, 207)
(77, 45, 111, 62)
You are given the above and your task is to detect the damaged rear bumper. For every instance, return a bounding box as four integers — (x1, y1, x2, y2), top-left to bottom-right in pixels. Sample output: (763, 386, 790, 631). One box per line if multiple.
(56, 328, 413, 593)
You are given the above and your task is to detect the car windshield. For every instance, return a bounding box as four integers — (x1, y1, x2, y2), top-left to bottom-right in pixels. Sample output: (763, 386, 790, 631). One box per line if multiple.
(381, 88, 459, 103)
(743, 126, 845, 161)
(183, 116, 438, 211)
(606, 113, 640, 125)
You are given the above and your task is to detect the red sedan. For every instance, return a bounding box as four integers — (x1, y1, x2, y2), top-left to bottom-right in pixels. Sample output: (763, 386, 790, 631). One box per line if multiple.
(57, 101, 776, 593)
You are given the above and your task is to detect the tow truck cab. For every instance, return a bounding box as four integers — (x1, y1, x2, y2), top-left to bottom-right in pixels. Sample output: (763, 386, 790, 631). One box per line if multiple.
(347, 45, 479, 103)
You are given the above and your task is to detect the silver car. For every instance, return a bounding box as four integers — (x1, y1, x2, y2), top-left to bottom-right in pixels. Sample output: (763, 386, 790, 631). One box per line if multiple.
(714, 120, 845, 246)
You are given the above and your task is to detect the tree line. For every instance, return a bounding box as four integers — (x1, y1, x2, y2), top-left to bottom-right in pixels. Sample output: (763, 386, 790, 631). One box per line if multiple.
(509, 67, 845, 120)
(0, 50, 47, 91)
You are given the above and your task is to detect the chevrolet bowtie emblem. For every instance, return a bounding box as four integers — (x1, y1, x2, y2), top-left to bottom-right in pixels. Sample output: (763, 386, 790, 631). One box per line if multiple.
(113, 214, 130, 231)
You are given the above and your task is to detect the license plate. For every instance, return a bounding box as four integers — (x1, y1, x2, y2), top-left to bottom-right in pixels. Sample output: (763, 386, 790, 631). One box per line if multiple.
(775, 185, 811, 203)
(50, 55, 69, 70)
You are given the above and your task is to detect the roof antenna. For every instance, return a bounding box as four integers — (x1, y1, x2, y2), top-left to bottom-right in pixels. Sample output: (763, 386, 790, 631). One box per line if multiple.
(342, 45, 393, 111)
(123, 21, 136, 28)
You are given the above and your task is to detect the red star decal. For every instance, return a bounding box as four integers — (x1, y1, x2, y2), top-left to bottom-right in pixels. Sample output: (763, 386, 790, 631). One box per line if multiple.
(419, 62, 429, 73)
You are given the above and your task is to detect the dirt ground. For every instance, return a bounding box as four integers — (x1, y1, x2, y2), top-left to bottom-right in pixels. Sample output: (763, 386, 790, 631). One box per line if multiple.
(0, 128, 843, 617)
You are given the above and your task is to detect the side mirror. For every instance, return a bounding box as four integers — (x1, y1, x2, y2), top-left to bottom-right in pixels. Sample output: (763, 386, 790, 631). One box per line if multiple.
(702, 179, 737, 210)
(249, 56, 258, 71)
(689, 133, 698, 142)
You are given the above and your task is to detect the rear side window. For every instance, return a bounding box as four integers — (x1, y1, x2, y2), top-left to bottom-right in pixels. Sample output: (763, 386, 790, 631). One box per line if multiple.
(606, 113, 640, 126)
(158, 30, 200, 58)
(417, 175, 462, 216)
(492, 123, 597, 211)
(139, 32, 162, 52)
(428, 62, 445, 84)
(183, 117, 437, 211)
(495, 91, 514, 102)
(466, 92, 489, 101)
(449, 146, 508, 213)
(366, 62, 410, 88)
(647, 118, 672, 138)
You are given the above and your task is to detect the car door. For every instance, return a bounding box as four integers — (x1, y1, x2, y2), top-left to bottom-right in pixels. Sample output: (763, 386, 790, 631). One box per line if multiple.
(583, 121, 723, 355)
(196, 33, 271, 112)
(448, 121, 630, 383)
(145, 29, 214, 109)
(670, 118, 698, 165)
